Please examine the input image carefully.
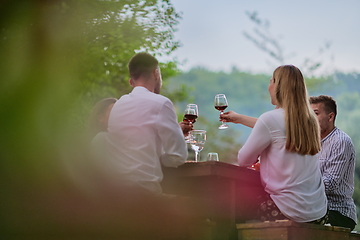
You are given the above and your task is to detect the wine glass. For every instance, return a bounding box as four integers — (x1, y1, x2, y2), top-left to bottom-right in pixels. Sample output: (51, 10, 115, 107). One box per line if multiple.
(184, 104, 198, 142)
(189, 130, 206, 162)
(214, 94, 229, 129)
(183, 104, 198, 124)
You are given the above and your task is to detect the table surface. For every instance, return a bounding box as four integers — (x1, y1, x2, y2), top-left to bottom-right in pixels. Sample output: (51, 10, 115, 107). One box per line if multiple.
(162, 160, 262, 186)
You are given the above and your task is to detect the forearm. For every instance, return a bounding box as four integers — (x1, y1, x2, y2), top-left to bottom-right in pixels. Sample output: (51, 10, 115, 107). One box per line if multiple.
(221, 111, 258, 128)
(235, 114, 257, 128)
(159, 101, 188, 166)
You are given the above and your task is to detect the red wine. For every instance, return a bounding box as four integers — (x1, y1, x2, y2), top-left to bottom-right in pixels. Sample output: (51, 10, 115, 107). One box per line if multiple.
(184, 114, 198, 121)
(215, 105, 228, 111)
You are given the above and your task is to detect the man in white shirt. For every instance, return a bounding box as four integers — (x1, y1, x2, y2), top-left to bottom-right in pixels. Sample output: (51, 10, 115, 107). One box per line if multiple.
(106, 52, 190, 195)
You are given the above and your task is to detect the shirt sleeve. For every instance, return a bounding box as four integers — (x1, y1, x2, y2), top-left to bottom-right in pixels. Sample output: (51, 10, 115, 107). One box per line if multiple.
(322, 139, 354, 193)
(157, 99, 188, 167)
(237, 116, 272, 167)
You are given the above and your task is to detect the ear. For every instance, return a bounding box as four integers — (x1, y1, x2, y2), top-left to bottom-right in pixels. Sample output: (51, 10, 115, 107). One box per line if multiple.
(154, 68, 160, 80)
(129, 78, 135, 87)
(328, 112, 335, 122)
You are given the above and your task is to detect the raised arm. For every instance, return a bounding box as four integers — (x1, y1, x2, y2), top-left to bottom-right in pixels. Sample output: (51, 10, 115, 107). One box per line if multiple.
(220, 110, 258, 128)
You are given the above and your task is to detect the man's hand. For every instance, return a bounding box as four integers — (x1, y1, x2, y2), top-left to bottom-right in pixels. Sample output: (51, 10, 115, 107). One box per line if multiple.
(179, 121, 193, 136)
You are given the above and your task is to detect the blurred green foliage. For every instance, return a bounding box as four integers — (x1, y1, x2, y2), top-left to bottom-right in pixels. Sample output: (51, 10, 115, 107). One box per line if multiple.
(1, 0, 360, 235)
(0, 0, 188, 237)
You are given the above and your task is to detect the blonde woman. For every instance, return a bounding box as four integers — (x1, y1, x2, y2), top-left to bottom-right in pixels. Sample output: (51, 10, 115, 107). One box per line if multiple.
(227, 65, 328, 223)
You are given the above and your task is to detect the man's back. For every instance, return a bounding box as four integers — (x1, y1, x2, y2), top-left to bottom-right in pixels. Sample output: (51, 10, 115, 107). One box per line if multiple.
(107, 86, 187, 194)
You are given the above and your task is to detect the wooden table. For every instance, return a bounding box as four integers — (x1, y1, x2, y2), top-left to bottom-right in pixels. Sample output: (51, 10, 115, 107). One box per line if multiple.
(161, 161, 266, 240)
(237, 220, 351, 240)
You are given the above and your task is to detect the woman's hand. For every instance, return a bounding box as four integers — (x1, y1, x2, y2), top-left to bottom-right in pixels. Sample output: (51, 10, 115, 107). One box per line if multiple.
(220, 111, 240, 123)
(220, 111, 257, 128)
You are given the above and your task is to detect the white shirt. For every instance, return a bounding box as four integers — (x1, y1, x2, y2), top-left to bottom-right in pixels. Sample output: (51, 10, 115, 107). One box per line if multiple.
(106, 87, 187, 194)
(238, 108, 328, 222)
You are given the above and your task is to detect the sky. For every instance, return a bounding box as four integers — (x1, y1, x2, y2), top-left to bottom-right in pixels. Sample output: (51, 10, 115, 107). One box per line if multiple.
(163, 0, 360, 76)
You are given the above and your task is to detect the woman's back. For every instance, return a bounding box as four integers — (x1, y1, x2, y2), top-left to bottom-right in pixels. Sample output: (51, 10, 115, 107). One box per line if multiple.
(256, 109, 327, 222)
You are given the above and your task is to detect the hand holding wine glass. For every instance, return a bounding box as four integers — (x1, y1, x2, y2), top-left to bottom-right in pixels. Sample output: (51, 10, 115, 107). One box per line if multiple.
(183, 104, 198, 142)
(184, 104, 198, 123)
(214, 94, 229, 129)
(189, 130, 206, 162)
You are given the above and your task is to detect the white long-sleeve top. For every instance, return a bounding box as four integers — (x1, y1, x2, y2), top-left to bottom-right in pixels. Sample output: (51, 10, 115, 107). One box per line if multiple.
(238, 108, 328, 222)
(106, 87, 188, 194)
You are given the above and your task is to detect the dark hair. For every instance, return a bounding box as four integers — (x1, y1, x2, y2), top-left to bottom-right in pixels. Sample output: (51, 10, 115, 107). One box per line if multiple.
(88, 98, 117, 137)
(128, 52, 158, 80)
(309, 95, 337, 118)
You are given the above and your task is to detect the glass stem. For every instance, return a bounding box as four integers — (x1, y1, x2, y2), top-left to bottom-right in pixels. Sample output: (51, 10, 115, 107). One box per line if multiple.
(195, 151, 199, 162)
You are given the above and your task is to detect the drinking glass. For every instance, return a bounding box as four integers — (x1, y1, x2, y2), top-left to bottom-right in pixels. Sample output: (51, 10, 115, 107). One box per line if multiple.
(184, 104, 198, 142)
(214, 94, 229, 129)
(183, 104, 198, 124)
(207, 152, 219, 161)
(189, 130, 206, 162)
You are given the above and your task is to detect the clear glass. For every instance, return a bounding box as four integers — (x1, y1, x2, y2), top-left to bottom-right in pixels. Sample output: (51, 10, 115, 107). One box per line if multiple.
(214, 94, 229, 129)
(184, 104, 198, 143)
(207, 152, 219, 161)
(189, 130, 206, 162)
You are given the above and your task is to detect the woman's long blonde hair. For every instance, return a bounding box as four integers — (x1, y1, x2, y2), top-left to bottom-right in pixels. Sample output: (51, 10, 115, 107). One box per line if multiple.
(273, 65, 320, 155)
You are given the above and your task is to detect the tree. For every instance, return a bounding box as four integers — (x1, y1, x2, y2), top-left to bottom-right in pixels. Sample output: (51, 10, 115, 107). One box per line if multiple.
(74, 0, 183, 97)
(46, 0, 189, 127)
(243, 11, 333, 77)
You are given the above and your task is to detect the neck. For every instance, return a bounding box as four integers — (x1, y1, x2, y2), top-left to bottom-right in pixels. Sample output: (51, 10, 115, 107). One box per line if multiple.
(321, 126, 335, 139)
(133, 79, 155, 93)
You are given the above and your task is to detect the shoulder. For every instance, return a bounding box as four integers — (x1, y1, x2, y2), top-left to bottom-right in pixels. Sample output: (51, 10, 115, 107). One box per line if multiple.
(325, 128, 355, 151)
(334, 128, 354, 145)
(129, 87, 173, 104)
(259, 108, 284, 122)
(330, 128, 353, 143)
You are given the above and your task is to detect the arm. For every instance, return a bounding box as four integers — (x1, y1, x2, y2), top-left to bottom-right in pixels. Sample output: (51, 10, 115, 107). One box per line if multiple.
(237, 117, 271, 167)
(220, 111, 258, 128)
(158, 100, 188, 167)
(321, 139, 355, 193)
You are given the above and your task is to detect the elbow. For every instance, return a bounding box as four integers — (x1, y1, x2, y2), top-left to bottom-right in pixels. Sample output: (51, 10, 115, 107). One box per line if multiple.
(237, 150, 257, 167)
(237, 151, 248, 167)
(161, 153, 187, 167)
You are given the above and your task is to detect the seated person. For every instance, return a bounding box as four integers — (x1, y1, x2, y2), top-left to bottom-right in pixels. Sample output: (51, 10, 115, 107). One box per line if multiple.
(106, 52, 192, 194)
(232, 65, 328, 224)
(310, 95, 357, 230)
(88, 97, 117, 153)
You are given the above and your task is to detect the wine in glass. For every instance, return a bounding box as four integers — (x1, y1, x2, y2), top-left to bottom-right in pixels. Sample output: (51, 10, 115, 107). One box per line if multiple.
(184, 104, 198, 142)
(183, 104, 198, 124)
(214, 94, 229, 129)
(189, 130, 206, 162)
